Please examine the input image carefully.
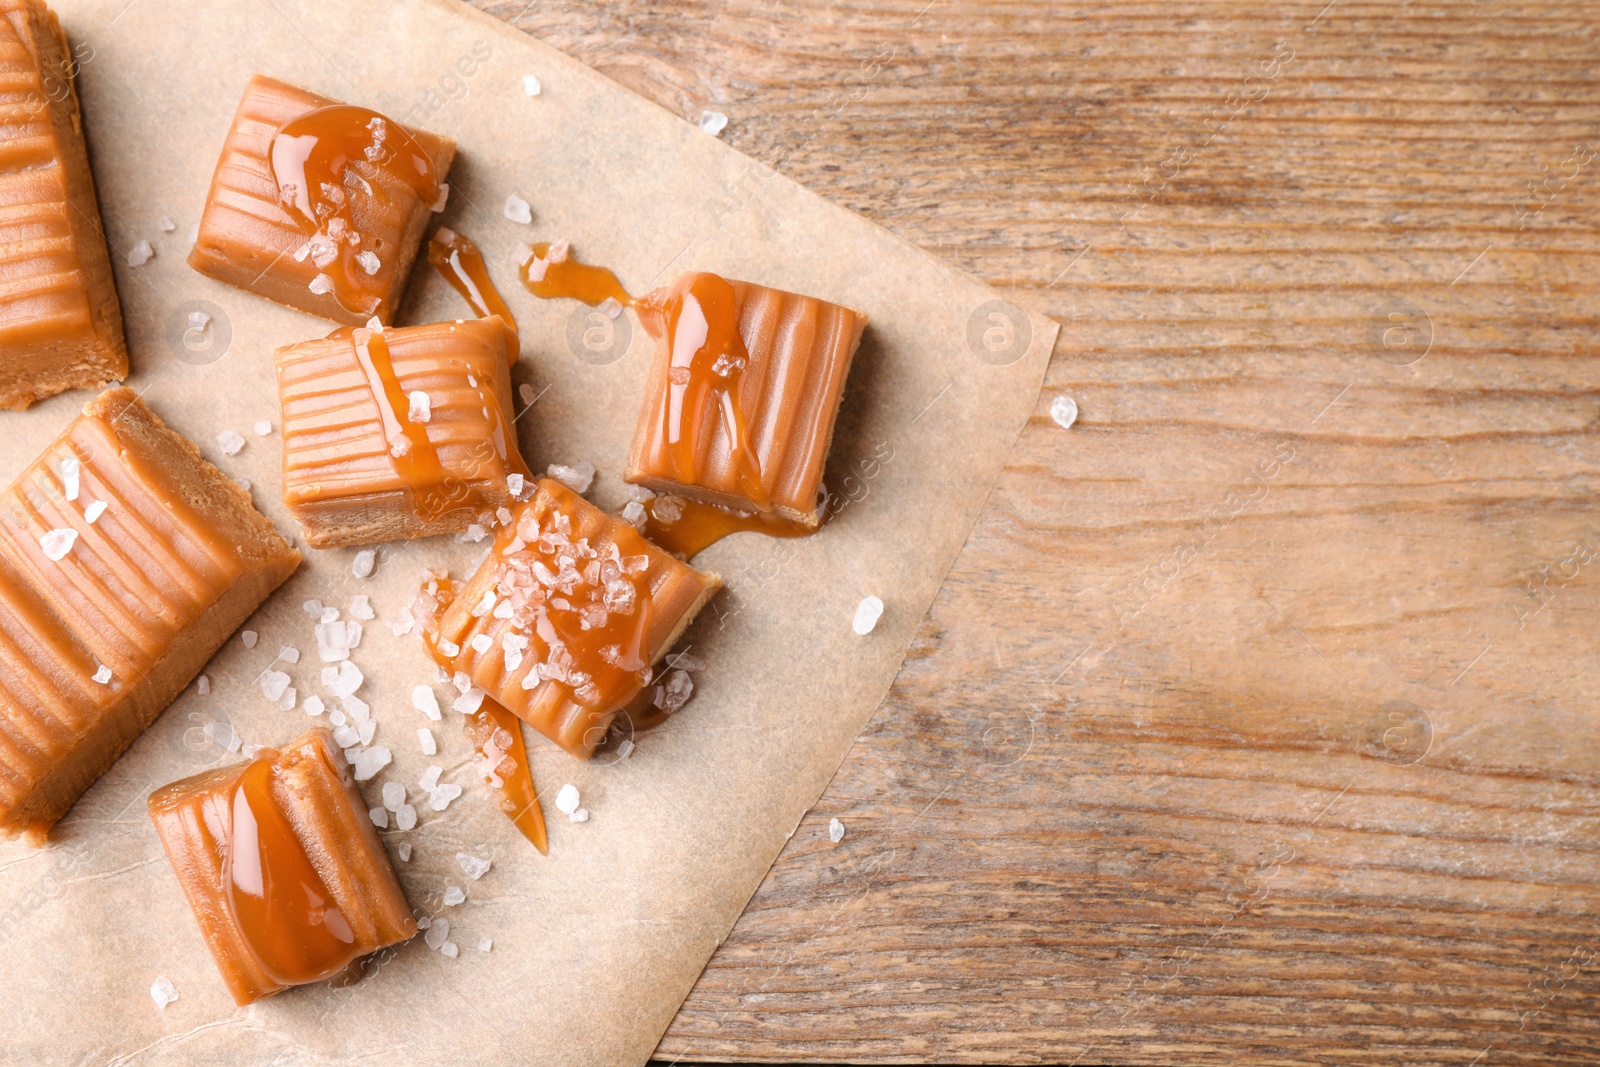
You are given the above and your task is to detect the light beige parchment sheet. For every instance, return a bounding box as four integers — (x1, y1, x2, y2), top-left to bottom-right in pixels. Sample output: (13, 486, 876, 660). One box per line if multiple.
(0, 1, 1059, 1063)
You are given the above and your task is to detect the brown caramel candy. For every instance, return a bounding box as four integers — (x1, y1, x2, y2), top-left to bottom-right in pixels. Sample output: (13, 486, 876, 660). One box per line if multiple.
(419, 479, 720, 759)
(0, 0, 127, 409)
(188, 74, 454, 325)
(149, 728, 416, 1005)
(275, 316, 529, 548)
(0, 389, 300, 845)
(625, 273, 867, 526)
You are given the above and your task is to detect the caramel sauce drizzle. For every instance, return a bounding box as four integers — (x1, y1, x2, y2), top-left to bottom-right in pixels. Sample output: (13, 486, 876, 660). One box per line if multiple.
(270, 105, 440, 318)
(227, 753, 358, 985)
(465, 699, 549, 854)
(519, 240, 633, 308)
(428, 228, 517, 333)
(636, 495, 814, 559)
(349, 324, 458, 523)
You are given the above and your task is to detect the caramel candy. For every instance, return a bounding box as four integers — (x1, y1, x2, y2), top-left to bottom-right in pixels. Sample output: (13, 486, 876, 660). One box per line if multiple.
(149, 728, 416, 1005)
(0, 389, 300, 845)
(625, 273, 867, 526)
(188, 74, 454, 325)
(419, 479, 720, 759)
(275, 316, 529, 548)
(0, 0, 127, 409)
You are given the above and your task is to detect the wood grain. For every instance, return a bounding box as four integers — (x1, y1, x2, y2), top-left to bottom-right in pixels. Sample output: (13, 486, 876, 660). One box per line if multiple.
(475, 2, 1600, 1063)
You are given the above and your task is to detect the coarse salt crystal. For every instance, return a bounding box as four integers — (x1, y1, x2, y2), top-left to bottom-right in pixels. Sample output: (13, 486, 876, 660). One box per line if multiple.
(60, 455, 79, 501)
(356, 250, 381, 275)
(503, 194, 532, 224)
(358, 719, 376, 745)
(1050, 395, 1079, 430)
(196, 674, 210, 696)
(546, 461, 594, 494)
(303, 695, 325, 716)
(333, 724, 360, 748)
(457, 852, 491, 880)
(431, 183, 449, 212)
(506, 473, 525, 498)
(302, 599, 324, 619)
(452, 687, 485, 714)
(829, 817, 846, 842)
(395, 804, 417, 831)
(39, 528, 76, 561)
(253, 420, 273, 436)
(260, 670, 291, 702)
(699, 110, 728, 136)
(424, 917, 449, 950)
(398, 842, 413, 862)
(92, 665, 112, 685)
(418, 727, 436, 755)
(343, 694, 371, 722)
(852, 595, 884, 635)
(420, 765, 443, 792)
(279, 646, 300, 664)
(159, 216, 176, 232)
(349, 594, 374, 620)
(665, 650, 705, 672)
(570, 808, 589, 823)
(84, 499, 107, 523)
(428, 783, 462, 811)
(479, 937, 492, 952)
(309, 273, 334, 295)
(443, 886, 466, 906)
(216, 430, 245, 456)
(382, 781, 406, 812)
(518, 383, 537, 406)
(522, 74, 541, 96)
(470, 633, 492, 654)
(599, 297, 623, 320)
(413, 685, 441, 720)
(321, 606, 341, 624)
(441, 941, 459, 958)
(149, 977, 178, 1010)
(407, 391, 431, 424)
(279, 688, 296, 711)
(390, 606, 416, 637)
(369, 806, 389, 828)
(472, 589, 496, 617)
(616, 738, 635, 761)
(620, 500, 646, 526)
(655, 669, 694, 714)
(351, 746, 391, 781)
(127, 240, 154, 266)
(352, 548, 377, 578)
(241, 630, 258, 649)
(437, 639, 461, 658)
(555, 784, 580, 815)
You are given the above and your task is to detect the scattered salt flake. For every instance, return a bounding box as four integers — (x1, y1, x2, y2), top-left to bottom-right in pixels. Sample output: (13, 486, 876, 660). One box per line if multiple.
(664, 650, 705, 672)
(351, 745, 391, 781)
(84, 499, 107, 523)
(39, 528, 76, 561)
(470, 633, 492, 654)
(358, 720, 376, 746)
(506, 473, 525, 498)
(424, 917, 449, 950)
(479, 937, 492, 952)
(406, 391, 431, 424)
(546, 461, 595, 494)
(278, 645, 301, 665)
(127, 240, 154, 266)
(302, 599, 324, 619)
(420, 765, 443, 791)
(699, 110, 728, 136)
(369, 806, 389, 829)
(343, 694, 371, 722)
(441, 941, 459, 958)
(443, 886, 466, 906)
(260, 670, 291, 702)
(241, 630, 258, 649)
(309, 272, 334, 295)
(253, 420, 273, 436)
(390, 606, 416, 637)
(397, 842, 412, 862)
(431, 183, 449, 212)
(158, 216, 176, 233)
(852, 595, 884, 635)
(352, 549, 377, 579)
(599, 297, 623, 320)
(279, 688, 296, 711)
(60, 455, 79, 500)
(321, 606, 341, 624)
(333, 724, 361, 748)
(452, 687, 485, 714)
(382, 781, 406, 812)
(570, 808, 589, 823)
(555, 784, 580, 815)
(428, 783, 462, 811)
(655, 670, 693, 714)
(235, 478, 252, 492)
(356, 250, 381, 275)
(829, 817, 846, 842)
(196, 674, 210, 696)
(216, 430, 245, 456)
(457, 853, 492, 880)
(412, 685, 441, 720)
(418, 727, 437, 755)
(1050, 395, 1079, 430)
(472, 589, 496, 617)
(395, 804, 417, 831)
(620, 500, 646, 526)
(522, 74, 541, 96)
(503, 194, 532, 225)
(615, 738, 635, 761)
(92, 665, 112, 685)
(518, 383, 536, 406)
(149, 977, 178, 1010)
(303, 695, 325, 716)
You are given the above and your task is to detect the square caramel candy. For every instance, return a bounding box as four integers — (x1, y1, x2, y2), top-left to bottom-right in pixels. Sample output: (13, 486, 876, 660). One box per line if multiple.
(149, 728, 416, 1005)
(420, 479, 720, 759)
(275, 316, 529, 548)
(0, 0, 127, 409)
(188, 74, 455, 326)
(625, 272, 867, 526)
(0, 389, 300, 845)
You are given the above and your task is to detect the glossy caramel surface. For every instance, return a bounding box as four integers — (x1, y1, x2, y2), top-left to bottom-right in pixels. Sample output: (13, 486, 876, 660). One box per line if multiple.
(466, 699, 549, 853)
(636, 494, 816, 558)
(519, 240, 633, 308)
(428, 227, 517, 334)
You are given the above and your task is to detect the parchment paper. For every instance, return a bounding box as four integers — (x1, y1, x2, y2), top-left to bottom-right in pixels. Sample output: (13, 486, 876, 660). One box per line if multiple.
(0, 1, 1058, 1063)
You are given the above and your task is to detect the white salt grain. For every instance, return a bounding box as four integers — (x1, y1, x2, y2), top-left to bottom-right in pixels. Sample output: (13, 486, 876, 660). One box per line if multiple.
(279, 646, 300, 664)
(431, 183, 449, 212)
(398, 842, 412, 862)
(395, 804, 417, 831)
(39, 528, 76, 561)
(357, 719, 376, 746)
(352, 548, 377, 578)
(655, 669, 693, 714)
(479, 937, 492, 952)
(382, 781, 406, 812)
(518, 383, 537, 406)
(420, 766, 443, 792)
(522, 74, 541, 96)
(441, 941, 459, 958)
(546, 461, 594, 494)
(84, 499, 107, 523)
(599, 297, 623, 320)
(60, 455, 79, 501)
(303, 695, 325, 716)
(699, 110, 728, 136)
(92, 665, 112, 685)
(506, 473, 525, 498)
(413, 685, 442, 721)
(406, 391, 431, 424)
(241, 630, 258, 649)
(570, 808, 589, 823)
(352, 746, 391, 781)
(443, 886, 465, 906)
(852, 595, 884, 635)
(369, 806, 389, 829)
(457, 852, 491, 880)
(309, 273, 334, 295)
(470, 633, 492, 654)
(424, 917, 449, 950)
(829, 817, 846, 842)
(260, 670, 291, 702)
(554, 784, 580, 815)
(349, 594, 375, 620)
(279, 688, 296, 711)
(302, 599, 324, 619)
(1050, 394, 1079, 430)
(196, 674, 210, 696)
(159, 216, 176, 233)
(320, 606, 341, 624)
(452, 687, 485, 714)
(149, 977, 178, 1010)
(127, 240, 154, 266)
(253, 420, 273, 436)
(616, 738, 635, 761)
(418, 728, 437, 755)
(356, 250, 381, 275)
(428, 784, 462, 811)
(620, 500, 646, 526)
(216, 430, 246, 456)
(503, 194, 532, 224)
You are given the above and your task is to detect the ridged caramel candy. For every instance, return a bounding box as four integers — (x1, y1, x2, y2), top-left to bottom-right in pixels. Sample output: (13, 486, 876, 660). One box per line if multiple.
(0, 0, 127, 409)
(418, 479, 720, 760)
(188, 74, 454, 326)
(625, 273, 867, 525)
(275, 316, 529, 548)
(149, 728, 416, 1005)
(0, 389, 300, 845)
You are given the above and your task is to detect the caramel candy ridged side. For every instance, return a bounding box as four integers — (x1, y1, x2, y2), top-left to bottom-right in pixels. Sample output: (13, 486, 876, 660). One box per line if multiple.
(0, 389, 301, 845)
(149, 729, 417, 1005)
(0, 0, 127, 409)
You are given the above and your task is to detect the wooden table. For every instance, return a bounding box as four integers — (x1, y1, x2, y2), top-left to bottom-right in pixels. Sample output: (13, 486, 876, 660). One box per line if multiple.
(477, 3, 1600, 1063)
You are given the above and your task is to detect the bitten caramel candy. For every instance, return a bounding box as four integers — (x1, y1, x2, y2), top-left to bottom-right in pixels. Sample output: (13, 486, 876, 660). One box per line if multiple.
(188, 74, 455, 326)
(149, 728, 416, 1005)
(625, 273, 867, 526)
(0, 0, 127, 409)
(275, 316, 529, 548)
(0, 389, 300, 845)
(417, 479, 720, 759)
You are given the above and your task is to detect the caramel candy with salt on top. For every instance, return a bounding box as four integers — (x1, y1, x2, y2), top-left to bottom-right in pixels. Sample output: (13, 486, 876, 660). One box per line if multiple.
(420, 479, 720, 760)
(625, 273, 867, 526)
(275, 315, 529, 548)
(149, 728, 416, 1005)
(188, 74, 454, 326)
(0, 389, 300, 846)
(0, 0, 127, 410)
